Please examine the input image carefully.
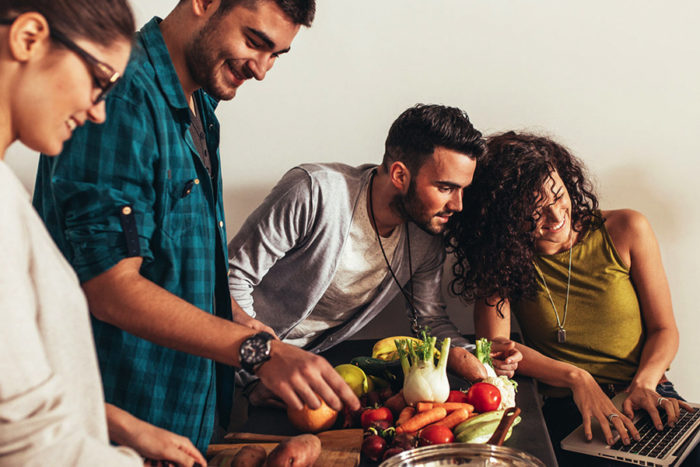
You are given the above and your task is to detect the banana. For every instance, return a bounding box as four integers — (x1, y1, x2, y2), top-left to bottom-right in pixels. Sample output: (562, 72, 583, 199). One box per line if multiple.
(371, 336, 432, 361)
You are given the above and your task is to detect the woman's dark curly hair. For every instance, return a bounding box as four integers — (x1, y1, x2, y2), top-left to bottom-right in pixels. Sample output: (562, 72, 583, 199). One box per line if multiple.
(445, 131, 603, 314)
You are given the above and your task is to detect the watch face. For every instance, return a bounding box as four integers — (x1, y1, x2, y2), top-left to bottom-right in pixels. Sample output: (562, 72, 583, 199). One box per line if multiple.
(240, 332, 273, 371)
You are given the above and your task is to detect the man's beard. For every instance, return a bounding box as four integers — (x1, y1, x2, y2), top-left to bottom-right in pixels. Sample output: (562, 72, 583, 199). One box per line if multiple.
(184, 18, 237, 101)
(393, 179, 446, 236)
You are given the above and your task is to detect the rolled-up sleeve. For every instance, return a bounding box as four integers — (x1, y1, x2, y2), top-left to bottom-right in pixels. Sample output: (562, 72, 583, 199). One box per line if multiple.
(43, 95, 157, 283)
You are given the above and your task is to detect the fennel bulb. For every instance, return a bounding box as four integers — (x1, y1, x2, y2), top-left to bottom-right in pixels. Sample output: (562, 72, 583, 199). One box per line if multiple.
(396, 332, 451, 405)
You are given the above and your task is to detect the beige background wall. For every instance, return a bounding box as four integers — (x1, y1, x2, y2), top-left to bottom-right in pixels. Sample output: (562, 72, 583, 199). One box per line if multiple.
(7, 1, 699, 399)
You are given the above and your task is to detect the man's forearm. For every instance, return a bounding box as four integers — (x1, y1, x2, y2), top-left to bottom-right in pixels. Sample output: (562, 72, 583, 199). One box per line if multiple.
(83, 257, 256, 367)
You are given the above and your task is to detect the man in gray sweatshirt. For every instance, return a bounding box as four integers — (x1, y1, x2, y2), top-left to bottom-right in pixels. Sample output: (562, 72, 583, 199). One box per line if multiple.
(228, 104, 521, 404)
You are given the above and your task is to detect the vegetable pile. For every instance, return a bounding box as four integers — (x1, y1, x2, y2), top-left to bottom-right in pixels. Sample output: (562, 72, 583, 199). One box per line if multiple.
(329, 334, 522, 463)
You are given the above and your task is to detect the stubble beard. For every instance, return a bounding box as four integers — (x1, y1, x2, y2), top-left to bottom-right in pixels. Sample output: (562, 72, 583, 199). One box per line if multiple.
(184, 18, 237, 101)
(393, 181, 444, 236)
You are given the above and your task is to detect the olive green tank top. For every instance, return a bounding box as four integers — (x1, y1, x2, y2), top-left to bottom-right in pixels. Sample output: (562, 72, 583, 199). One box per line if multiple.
(512, 221, 644, 397)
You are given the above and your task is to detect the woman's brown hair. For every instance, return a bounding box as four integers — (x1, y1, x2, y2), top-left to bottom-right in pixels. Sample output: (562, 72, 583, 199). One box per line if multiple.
(1, 0, 135, 46)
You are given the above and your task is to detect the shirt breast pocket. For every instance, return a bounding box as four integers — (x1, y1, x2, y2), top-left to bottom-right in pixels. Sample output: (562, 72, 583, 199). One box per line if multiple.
(162, 178, 206, 239)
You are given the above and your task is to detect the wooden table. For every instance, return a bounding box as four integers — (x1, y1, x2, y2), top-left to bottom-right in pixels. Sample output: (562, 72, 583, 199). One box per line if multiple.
(232, 338, 559, 466)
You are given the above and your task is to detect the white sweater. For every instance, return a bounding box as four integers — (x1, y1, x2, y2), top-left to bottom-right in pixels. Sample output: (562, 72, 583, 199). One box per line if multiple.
(0, 161, 141, 466)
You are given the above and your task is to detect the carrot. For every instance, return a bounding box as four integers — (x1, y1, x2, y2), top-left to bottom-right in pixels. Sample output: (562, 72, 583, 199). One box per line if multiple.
(416, 402, 474, 413)
(428, 407, 471, 429)
(396, 406, 416, 426)
(435, 402, 474, 413)
(415, 402, 433, 413)
(395, 407, 447, 434)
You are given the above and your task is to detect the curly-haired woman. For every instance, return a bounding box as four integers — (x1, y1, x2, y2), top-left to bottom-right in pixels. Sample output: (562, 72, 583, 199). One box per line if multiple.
(446, 131, 695, 465)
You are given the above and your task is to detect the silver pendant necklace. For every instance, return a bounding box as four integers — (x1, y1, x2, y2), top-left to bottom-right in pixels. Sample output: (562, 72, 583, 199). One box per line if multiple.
(534, 244, 572, 344)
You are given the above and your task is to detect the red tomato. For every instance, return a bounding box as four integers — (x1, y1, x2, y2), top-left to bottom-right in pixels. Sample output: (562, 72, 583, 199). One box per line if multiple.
(446, 389, 470, 404)
(465, 382, 501, 413)
(360, 406, 394, 430)
(418, 425, 455, 446)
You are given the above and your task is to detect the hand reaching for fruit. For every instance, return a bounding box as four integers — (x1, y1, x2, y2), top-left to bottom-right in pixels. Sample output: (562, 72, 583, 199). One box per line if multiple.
(255, 340, 360, 412)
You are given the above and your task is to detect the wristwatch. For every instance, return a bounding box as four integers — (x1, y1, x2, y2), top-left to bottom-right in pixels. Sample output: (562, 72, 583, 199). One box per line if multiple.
(239, 331, 274, 373)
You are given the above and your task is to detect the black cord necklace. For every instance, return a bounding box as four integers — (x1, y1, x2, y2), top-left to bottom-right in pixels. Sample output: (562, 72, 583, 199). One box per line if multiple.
(367, 169, 420, 334)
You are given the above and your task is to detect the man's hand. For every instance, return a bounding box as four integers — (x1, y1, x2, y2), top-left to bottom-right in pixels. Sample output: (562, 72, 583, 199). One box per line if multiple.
(490, 338, 522, 378)
(255, 341, 361, 412)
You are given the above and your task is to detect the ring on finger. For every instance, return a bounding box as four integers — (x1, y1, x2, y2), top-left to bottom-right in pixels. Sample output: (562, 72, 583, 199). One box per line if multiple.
(607, 413, 620, 423)
(657, 397, 668, 407)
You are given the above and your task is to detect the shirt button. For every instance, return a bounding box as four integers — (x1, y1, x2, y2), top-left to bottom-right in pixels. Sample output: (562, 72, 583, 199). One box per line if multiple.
(122, 206, 132, 215)
(194, 178, 200, 185)
(219, 221, 224, 228)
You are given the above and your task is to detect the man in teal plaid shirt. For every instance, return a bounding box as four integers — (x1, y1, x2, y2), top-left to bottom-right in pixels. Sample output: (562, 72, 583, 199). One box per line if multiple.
(33, 0, 358, 454)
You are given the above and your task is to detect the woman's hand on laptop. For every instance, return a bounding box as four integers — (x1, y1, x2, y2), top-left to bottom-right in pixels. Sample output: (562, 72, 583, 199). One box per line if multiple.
(623, 384, 694, 431)
(570, 369, 639, 445)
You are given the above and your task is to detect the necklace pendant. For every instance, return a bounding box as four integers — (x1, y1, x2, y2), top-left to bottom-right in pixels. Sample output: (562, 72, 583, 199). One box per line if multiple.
(557, 328, 567, 344)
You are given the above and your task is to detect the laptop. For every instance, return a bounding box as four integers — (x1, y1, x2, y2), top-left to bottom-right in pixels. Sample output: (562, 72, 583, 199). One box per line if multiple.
(561, 393, 700, 466)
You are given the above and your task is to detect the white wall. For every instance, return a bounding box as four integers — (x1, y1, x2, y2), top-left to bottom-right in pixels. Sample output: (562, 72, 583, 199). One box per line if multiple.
(7, 1, 699, 399)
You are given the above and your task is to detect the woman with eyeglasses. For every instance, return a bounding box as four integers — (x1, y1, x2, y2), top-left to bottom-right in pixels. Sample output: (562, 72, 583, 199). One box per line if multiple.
(445, 132, 696, 466)
(0, 1, 205, 466)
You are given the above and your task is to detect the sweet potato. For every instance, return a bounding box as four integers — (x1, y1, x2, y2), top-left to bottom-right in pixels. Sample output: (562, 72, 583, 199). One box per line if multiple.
(383, 390, 407, 416)
(447, 347, 487, 382)
(232, 445, 267, 467)
(264, 434, 321, 467)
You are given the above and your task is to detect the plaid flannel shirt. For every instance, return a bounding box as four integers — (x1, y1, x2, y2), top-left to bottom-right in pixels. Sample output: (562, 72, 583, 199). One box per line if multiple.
(33, 18, 233, 453)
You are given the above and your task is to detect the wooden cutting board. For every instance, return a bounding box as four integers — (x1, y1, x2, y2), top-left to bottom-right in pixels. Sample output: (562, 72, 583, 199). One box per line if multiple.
(208, 428, 363, 466)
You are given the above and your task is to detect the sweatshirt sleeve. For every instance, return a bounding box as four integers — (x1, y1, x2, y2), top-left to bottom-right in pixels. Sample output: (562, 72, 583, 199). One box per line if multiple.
(408, 230, 475, 350)
(228, 167, 316, 318)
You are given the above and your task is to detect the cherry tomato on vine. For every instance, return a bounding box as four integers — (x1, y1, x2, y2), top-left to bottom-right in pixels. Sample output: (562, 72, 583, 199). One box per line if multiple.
(418, 425, 454, 446)
(360, 406, 393, 430)
(446, 389, 470, 404)
(466, 382, 501, 412)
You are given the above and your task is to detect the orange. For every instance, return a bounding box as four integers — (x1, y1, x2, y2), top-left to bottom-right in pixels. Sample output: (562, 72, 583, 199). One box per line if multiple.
(287, 400, 338, 433)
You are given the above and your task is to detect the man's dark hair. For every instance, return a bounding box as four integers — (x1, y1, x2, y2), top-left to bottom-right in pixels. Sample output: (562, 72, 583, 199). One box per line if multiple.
(1, 0, 135, 46)
(179, 0, 316, 27)
(383, 104, 485, 175)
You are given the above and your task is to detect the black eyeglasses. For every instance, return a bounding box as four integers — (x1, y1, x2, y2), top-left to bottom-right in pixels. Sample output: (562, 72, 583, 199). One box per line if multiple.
(0, 18, 121, 104)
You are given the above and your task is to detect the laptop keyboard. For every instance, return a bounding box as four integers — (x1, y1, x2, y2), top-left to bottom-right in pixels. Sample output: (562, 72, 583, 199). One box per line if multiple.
(610, 408, 700, 459)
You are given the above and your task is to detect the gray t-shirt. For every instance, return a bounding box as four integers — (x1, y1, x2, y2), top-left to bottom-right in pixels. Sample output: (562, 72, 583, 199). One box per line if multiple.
(189, 103, 212, 178)
(285, 184, 401, 347)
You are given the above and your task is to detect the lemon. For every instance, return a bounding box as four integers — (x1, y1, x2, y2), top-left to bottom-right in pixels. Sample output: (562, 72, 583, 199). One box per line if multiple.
(334, 364, 369, 397)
